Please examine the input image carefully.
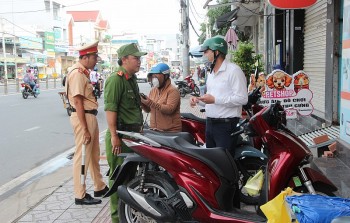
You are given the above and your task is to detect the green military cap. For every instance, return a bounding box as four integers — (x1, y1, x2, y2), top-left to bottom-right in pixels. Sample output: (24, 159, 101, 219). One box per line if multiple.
(117, 43, 147, 58)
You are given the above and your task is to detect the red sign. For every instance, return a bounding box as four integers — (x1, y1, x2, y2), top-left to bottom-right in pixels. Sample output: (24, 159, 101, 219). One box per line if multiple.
(268, 0, 317, 9)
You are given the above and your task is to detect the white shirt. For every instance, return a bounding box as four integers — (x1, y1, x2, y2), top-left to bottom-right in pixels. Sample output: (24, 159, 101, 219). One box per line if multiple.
(205, 59, 248, 118)
(90, 71, 99, 83)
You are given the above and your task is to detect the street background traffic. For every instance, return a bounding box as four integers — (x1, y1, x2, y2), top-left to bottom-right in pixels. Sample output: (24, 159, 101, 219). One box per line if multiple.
(0, 79, 151, 189)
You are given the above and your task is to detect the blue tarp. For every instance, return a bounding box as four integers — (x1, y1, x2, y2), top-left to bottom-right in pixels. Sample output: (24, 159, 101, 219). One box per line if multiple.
(286, 195, 350, 223)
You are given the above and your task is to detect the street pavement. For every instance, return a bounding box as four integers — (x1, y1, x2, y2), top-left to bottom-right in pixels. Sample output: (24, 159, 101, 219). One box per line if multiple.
(2, 95, 350, 223)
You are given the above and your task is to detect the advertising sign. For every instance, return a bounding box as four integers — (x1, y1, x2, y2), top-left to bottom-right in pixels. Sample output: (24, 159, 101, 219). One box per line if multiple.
(19, 36, 43, 50)
(248, 70, 313, 119)
(340, 0, 350, 143)
(268, 0, 317, 9)
(45, 32, 55, 52)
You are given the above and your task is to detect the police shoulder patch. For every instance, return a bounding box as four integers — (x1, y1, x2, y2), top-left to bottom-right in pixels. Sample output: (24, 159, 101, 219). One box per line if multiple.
(78, 67, 90, 76)
(117, 71, 124, 76)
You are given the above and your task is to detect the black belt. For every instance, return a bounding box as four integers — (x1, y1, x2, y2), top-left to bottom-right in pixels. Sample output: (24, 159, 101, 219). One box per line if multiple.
(71, 108, 98, 116)
(207, 117, 239, 123)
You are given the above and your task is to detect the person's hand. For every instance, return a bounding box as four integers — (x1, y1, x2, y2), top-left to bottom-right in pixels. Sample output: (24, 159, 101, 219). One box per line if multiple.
(189, 96, 199, 107)
(111, 134, 122, 155)
(198, 94, 215, 104)
(83, 129, 91, 145)
(140, 95, 149, 105)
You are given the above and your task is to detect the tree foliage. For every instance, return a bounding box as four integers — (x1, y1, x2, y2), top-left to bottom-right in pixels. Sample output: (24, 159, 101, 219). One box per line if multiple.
(198, 0, 231, 44)
(231, 41, 264, 82)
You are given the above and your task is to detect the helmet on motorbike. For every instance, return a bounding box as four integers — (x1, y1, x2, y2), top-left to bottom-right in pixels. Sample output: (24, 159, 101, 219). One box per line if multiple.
(199, 36, 228, 55)
(148, 63, 171, 77)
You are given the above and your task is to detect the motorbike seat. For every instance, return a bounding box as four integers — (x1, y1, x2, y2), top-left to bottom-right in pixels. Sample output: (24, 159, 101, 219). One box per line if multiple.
(143, 129, 196, 145)
(143, 133, 238, 183)
(181, 113, 206, 123)
(175, 80, 186, 85)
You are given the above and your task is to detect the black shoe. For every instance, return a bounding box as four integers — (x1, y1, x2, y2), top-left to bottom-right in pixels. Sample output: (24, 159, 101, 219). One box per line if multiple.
(75, 193, 102, 205)
(94, 186, 109, 197)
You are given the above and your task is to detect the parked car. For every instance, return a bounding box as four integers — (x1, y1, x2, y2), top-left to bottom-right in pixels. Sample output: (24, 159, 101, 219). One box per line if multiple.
(136, 67, 148, 83)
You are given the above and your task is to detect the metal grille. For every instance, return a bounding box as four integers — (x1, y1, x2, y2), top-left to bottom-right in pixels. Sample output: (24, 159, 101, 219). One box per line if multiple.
(297, 126, 339, 148)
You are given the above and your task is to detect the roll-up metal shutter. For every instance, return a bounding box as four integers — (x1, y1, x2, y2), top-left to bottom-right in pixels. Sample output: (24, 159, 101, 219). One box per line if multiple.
(303, 0, 327, 117)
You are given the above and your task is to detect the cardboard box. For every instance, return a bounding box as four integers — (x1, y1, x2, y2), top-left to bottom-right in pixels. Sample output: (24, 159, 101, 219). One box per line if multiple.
(328, 142, 337, 153)
(313, 134, 330, 145)
(323, 151, 333, 158)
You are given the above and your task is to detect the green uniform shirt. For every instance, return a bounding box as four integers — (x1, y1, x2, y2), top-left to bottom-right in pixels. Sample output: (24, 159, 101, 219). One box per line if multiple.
(104, 66, 143, 125)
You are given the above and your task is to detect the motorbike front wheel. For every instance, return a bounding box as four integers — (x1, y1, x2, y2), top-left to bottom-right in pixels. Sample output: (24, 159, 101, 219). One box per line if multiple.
(237, 157, 266, 205)
(193, 85, 200, 96)
(22, 90, 29, 99)
(294, 183, 336, 196)
(119, 172, 178, 223)
(179, 87, 186, 98)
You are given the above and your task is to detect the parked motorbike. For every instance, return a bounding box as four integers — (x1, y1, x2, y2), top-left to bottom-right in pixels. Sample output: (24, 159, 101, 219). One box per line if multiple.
(181, 88, 267, 205)
(92, 81, 102, 99)
(21, 82, 40, 99)
(104, 101, 337, 223)
(175, 75, 200, 97)
(182, 86, 263, 146)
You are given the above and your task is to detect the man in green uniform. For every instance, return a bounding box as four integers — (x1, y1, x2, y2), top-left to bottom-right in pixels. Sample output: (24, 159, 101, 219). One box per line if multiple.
(104, 43, 147, 223)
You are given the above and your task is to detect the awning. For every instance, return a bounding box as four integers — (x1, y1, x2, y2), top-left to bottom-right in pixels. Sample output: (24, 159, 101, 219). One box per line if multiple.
(215, 7, 239, 29)
(31, 62, 46, 67)
(0, 62, 3, 66)
(6, 62, 15, 66)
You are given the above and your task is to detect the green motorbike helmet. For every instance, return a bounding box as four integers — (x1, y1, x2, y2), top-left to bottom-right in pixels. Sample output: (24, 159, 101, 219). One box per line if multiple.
(199, 36, 228, 55)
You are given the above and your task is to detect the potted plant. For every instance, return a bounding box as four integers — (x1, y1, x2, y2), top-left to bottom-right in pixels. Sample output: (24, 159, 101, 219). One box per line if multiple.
(231, 41, 264, 83)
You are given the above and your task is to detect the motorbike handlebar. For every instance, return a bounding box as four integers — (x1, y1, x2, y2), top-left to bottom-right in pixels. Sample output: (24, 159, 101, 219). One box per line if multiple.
(231, 119, 249, 136)
(231, 128, 244, 137)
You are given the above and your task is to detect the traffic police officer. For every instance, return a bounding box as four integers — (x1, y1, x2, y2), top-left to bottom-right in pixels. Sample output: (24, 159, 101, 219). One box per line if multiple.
(67, 40, 108, 205)
(104, 43, 147, 222)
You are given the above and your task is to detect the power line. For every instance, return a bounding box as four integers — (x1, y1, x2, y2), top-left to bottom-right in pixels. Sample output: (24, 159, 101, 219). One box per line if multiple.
(189, 18, 200, 38)
(189, 4, 201, 25)
(189, 0, 205, 20)
(0, 0, 99, 15)
(2, 18, 38, 36)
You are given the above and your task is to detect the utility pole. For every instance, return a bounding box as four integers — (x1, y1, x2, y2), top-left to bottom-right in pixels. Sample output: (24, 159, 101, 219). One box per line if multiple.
(180, 0, 190, 78)
(1, 17, 8, 94)
(1, 17, 8, 80)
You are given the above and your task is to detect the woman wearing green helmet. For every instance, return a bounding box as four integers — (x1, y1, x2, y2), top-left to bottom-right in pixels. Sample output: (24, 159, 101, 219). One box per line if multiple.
(190, 36, 248, 208)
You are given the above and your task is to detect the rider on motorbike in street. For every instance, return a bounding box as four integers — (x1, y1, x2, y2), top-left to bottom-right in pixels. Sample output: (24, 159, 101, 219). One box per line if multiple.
(23, 70, 37, 93)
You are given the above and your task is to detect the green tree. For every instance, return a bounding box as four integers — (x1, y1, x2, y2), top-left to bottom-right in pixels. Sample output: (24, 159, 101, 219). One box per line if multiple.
(231, 41, 264, 82)
(198, 0, 231, 44)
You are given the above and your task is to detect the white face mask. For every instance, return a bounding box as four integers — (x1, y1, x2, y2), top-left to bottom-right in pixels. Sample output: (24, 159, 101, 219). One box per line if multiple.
(151, 77, 160, 88)
(202, 55, 210, 63)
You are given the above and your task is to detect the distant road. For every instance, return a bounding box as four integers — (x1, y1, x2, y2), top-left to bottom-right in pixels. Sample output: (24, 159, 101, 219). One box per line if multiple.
(0, 81, 151, 188)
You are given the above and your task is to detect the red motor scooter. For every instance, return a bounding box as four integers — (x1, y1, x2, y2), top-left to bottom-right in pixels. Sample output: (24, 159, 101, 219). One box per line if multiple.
(175, 75, 200, 97)
(105, 101, 337, 223)
(180, 87, 266, 205)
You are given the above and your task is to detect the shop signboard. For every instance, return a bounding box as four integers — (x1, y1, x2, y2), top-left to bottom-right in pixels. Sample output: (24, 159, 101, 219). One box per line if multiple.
(248, 70, 313, 119)
(268, 0, 317, 9)
(19, 36, 43, 50)
(45, 32, 55, 52)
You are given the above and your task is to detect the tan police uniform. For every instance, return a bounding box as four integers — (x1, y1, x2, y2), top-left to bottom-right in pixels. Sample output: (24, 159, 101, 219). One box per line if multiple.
(67, 41, 106, 199)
